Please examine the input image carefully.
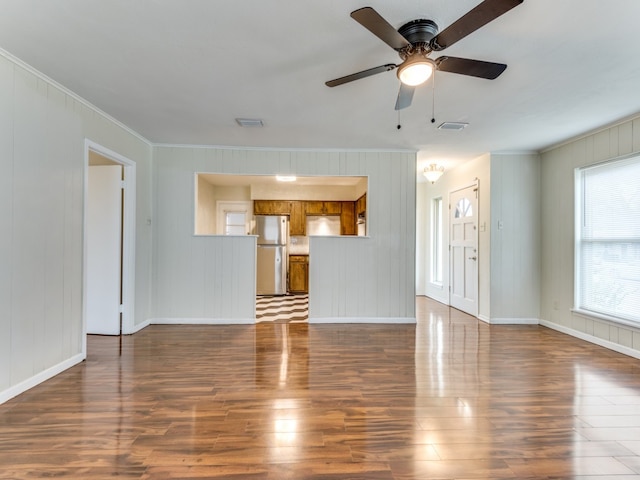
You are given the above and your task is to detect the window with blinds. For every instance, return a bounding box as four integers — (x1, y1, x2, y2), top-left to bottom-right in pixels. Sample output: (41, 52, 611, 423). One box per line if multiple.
(575, 155, 640, 324)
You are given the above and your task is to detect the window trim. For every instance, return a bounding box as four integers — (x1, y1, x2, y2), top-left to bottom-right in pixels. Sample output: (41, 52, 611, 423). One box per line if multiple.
(574, 152, 640, 325)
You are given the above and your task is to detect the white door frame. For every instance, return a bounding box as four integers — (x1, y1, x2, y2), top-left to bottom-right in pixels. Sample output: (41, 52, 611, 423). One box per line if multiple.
(83, 140, 136, 354)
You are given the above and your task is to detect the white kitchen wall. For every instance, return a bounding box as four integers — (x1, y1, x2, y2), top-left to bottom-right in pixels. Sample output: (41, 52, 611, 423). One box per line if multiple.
(541, 115, 640, 357)
(0, 49, 153, 403)
(196, 175, 216, 235)
(152, 147, 416, 323)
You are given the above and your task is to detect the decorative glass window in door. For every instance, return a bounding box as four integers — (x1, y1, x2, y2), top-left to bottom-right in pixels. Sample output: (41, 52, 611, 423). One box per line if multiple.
(455, 198, 473, 218)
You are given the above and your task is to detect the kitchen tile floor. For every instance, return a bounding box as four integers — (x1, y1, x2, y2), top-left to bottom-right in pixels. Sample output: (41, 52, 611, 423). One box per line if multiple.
(256, 293, 308, 323)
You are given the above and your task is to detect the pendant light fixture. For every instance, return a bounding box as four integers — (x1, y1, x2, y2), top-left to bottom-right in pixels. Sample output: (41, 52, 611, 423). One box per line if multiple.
(423, 164, 444, 183)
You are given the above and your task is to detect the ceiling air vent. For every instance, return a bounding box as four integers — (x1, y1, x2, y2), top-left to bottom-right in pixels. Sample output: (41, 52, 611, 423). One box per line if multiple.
(235, 118, 264, 127)
(437, 122, 468, 131)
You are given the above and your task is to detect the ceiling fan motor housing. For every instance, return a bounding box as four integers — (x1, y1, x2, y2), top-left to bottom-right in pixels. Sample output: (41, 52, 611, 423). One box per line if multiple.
(398, 19, 438, 46)
(397, 19, 439, 61)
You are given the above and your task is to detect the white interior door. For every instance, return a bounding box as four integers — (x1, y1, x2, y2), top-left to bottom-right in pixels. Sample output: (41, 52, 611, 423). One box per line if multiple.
(449, 184, 479, 316)
(87, 165, 122, 335)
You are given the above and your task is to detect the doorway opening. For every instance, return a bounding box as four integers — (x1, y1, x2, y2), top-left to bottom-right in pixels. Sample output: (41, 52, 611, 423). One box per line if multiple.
(83, 140, 136, 355)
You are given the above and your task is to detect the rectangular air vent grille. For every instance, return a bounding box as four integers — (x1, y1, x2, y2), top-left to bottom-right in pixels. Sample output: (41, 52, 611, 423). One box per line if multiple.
(437, 122, 469, 131)
(235, 118, 264, 127)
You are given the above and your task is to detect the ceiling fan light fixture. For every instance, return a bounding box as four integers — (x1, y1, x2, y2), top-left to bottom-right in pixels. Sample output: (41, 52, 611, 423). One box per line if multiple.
(423, 164, 445, 183)
(397, 55, 435, 86)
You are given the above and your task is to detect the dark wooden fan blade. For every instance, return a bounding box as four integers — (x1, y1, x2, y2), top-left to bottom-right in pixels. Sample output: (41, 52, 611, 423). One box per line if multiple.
(430, 0, 523, 51)
(395, 83, 415, 110)
(435, 56, 507, 79)
(325, 64, 397, 87)
(351, 7, 410, 51)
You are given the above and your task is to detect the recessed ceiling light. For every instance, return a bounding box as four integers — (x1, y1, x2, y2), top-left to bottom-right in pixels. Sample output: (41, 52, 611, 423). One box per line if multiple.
(235, 118, 264, 127)
(275, 175, 296, 182)
(437, 122, 469, 131)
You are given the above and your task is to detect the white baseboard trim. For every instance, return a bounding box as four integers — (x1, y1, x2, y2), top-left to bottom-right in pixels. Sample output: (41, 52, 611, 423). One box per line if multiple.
(478, 314, 490, 323)
(0, 353, 85, 405)
(126, 319, 151, 334)
(540, 320, 640, 360)
(150, 317, 256, 325)
(489, 317, 540, 325)
(309, 317, 416, 324)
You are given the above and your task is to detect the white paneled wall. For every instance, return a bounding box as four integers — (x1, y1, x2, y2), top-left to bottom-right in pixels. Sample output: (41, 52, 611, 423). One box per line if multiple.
(152, 147, 416, 323)
(0, 50, 153, 403)
(490, 154, 541, 323)
(541, 116, 640, 357)
(0, 54, 14, 392)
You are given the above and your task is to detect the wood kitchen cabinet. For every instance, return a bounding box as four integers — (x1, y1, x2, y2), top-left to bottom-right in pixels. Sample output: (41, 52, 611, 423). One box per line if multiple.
(253, 200, 291, 215)
(289, 255, 309, 293)
(340, 201, 356, 235)
(289, 201, 305, 235)
(355, 193, 366, 216)
(305, 201, 342, 215)
(254, 200, 305, 235)
(254, 199, 363, 237)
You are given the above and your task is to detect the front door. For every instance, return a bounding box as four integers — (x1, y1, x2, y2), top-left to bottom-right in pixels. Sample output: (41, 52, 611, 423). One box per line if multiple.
(449, 184, 479, 316)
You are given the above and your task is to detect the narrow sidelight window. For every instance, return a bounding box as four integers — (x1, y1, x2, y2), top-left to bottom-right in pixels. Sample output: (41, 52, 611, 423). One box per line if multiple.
(431, 197, 443, 285)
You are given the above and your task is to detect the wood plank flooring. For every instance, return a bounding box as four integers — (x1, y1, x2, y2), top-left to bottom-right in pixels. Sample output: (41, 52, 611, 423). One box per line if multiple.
(2, 297, 640, 479)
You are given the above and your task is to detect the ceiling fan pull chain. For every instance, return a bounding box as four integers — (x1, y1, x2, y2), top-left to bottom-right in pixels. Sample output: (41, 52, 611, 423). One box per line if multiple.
(431, 71, 436, 124)
(397, 109, 402, 130)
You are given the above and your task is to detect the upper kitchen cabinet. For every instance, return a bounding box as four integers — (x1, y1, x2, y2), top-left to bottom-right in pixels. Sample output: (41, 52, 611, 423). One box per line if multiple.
(340, 201, 356, 235)
(253, 200, 291, 215)
(356, 193, 367, 216)
(305, 201, 342, 215)
(289, 201, 305, 236)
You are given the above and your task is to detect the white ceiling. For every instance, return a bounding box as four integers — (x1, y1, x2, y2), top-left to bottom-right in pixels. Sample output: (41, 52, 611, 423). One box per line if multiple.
(2, 1, 640, 175)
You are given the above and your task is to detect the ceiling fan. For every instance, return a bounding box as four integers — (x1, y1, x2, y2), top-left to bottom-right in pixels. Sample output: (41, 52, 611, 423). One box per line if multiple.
(325, 0, 524, 110)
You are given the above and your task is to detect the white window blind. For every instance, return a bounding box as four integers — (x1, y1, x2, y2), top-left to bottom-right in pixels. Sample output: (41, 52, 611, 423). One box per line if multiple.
(576, 155, 640, 323)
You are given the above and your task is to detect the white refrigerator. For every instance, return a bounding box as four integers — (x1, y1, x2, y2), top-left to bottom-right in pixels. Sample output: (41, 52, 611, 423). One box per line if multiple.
(254, 215, 288, 295)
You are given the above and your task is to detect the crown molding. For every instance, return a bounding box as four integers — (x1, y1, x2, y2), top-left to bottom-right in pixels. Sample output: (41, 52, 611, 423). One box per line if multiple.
(0, 47, 152, 147)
